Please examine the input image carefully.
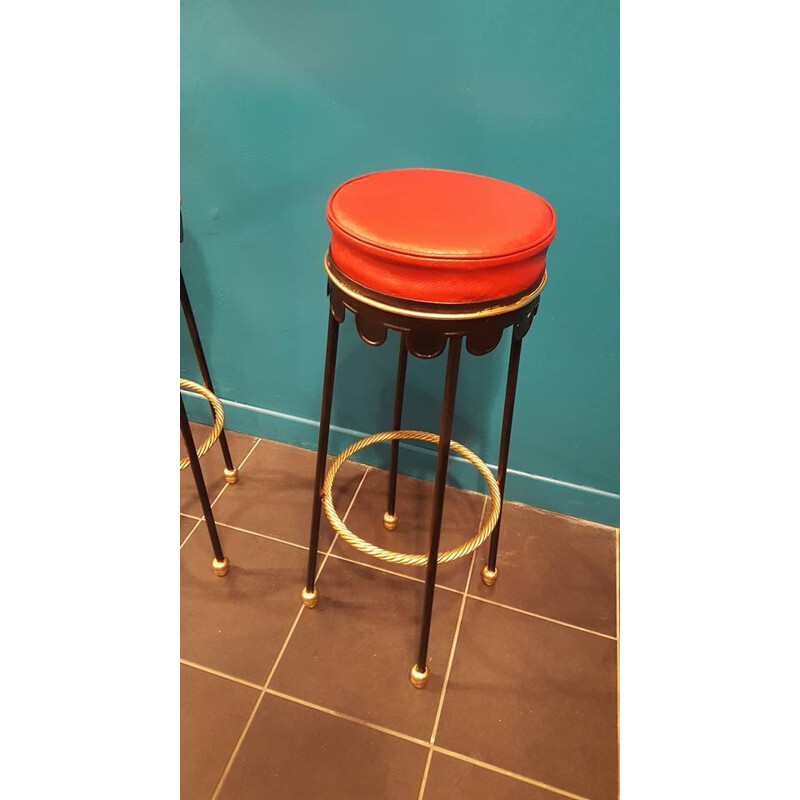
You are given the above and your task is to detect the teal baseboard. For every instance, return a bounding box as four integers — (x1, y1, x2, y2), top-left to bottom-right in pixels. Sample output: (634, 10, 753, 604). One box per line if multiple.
(181, 391, 620, 527)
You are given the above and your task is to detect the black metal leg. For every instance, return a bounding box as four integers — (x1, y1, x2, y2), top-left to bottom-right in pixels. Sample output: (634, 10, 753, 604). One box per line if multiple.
(180, 396, 229, 575)
(302, 308, 341, 608)
(412, 336, 462, 688)
(180, 270, 238, 483)
(384, 337, 408, 531)
(481, 335, 523, 586)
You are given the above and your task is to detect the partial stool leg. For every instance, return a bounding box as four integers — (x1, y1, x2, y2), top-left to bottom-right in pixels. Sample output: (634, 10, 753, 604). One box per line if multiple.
(302, 308, 341, 608)
(411, 337, 462, 688)
(180, 396, 229, 575)
(180, 270, 238, 484)
(384, 337, 408, 531)
(481, 335, 523, 587)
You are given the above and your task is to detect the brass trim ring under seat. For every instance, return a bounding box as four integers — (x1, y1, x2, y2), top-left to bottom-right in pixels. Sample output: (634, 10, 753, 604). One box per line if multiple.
(324, 251, 547, 322)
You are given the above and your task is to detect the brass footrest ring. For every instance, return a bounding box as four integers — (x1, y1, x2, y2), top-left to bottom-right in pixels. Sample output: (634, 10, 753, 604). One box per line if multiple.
(179, 379, 225, 471)
(322, 430, 501, 567)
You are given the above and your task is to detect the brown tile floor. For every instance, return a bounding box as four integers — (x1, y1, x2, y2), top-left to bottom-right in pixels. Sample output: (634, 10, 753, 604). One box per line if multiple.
(181, 425, 619, 800)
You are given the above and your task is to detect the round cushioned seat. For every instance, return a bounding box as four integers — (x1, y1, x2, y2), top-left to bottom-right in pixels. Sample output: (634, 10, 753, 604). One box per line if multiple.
(326, 168, 556, 305)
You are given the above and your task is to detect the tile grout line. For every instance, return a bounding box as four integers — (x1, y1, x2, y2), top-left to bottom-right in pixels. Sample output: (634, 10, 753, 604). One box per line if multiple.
(215, 521, 311, 552)
(181, 656, 429, 749)
(205, 518, 615, 640)
(179, 437, 261, 550)
(210, 438, 262, 508)
(179, 518, 204, 551)
(209, 466, 371, 800)
(417, 498, 486, 800)
(432, 746, 593, 800)
(179, 437, 261, 549)
(181, 657, 591, 800)
(179, 659, 262, 692)
(264, 687, 428, 747)
(205, 693, 261, 799)
(429, 555, 481, 745)
(180, 512, 202, 521)
(465, 594, 617, 641)
(326, 551, 463, 594)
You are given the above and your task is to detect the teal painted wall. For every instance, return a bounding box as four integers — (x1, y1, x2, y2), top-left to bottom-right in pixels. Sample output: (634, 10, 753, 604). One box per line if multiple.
(180, 0, 619, 525)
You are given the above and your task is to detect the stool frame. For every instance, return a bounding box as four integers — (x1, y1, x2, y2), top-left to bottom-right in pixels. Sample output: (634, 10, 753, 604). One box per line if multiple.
(180, 212, 239, 486)
(303, 252, 544, 688)
(180, 396, 229, 576)
(180, 210, 236, 574)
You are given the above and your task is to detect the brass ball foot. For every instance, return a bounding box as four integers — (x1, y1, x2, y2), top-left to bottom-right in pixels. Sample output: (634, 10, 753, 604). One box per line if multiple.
(212, 557, 230, 577)
(410, 664, 429, 689)
(383, 511, 398, 531)
(480, 565, 498, 587)
(301, 587, 319, 609)
(223, 467, 239, 485)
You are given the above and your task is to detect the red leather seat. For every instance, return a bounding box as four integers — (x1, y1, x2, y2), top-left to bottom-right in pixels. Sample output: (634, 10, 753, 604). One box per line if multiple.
(326, 168, 556, 305)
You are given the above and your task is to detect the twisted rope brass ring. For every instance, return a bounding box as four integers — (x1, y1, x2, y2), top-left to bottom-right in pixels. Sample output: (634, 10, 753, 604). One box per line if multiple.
(321, 430, 501, 566)
(179, 379, 225, 471)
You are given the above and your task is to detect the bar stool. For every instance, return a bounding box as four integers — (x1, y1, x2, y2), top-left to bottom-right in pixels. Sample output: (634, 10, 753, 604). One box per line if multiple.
(302, 168, 556, 688)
